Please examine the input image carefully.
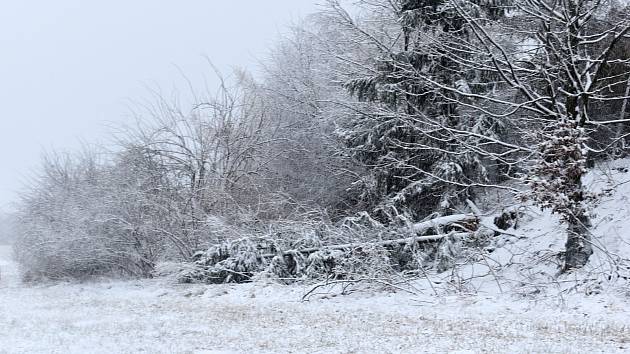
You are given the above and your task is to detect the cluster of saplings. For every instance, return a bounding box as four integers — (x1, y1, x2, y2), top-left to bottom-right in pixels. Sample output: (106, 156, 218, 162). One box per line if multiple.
(14, 0, 630, 284)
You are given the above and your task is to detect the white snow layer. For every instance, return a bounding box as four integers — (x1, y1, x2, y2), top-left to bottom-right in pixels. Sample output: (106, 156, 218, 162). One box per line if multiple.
(2, 160, 630, 353)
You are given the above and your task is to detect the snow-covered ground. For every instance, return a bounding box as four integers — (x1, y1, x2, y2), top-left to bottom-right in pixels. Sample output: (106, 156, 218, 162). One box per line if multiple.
(2, 160, 630, 353)
(1, 243, 629, 354)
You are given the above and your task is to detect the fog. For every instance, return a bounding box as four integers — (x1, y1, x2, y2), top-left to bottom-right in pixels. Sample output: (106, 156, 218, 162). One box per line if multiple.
(0, 0, 318, 210)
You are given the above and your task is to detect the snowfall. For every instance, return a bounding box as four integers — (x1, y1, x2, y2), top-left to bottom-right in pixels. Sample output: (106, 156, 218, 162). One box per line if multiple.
(2, 161, 630, 353)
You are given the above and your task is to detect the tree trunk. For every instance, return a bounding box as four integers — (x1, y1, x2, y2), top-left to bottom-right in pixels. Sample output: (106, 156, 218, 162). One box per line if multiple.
(563, 172, 593, 271)
(564, 213, 592, 271)
(614, 74, 630, 153)
(561, 91, 593, 271)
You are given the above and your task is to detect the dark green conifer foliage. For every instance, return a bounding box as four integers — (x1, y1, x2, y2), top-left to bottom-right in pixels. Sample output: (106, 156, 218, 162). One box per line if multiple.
(342, 0, 510, 223)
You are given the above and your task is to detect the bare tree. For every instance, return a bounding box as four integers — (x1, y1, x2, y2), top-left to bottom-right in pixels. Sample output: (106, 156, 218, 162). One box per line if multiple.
(258, 20, 364, 218)
(14, 148, 163, 278)
(116, 70, 294, 256)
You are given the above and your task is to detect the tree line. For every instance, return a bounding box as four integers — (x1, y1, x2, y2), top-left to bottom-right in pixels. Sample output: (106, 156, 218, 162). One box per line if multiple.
(13, 0, 630, 281)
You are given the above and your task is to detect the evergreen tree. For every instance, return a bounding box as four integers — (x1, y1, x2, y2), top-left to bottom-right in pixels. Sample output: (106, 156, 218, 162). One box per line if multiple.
(338, 0, 510, 223)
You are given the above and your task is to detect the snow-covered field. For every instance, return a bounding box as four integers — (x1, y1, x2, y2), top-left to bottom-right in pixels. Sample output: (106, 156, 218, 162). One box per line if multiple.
(3, 161, 630, 353)
(1, 243, 629, 354)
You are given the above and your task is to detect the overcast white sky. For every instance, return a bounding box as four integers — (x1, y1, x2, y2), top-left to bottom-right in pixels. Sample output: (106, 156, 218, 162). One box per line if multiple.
(0, 0, 319, 211)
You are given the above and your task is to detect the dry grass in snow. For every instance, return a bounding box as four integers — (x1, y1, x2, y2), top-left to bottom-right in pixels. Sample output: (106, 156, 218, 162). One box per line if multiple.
(2, 246, 630, 354)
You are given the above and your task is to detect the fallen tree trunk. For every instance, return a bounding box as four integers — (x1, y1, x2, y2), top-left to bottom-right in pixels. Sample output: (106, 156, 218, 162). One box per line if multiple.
(255, 214, 480, 258)
(409, 213, 478, 234)
(291, 232, 473, 256)
(265, 214, 480, 258)
(182, 214, 481, 284)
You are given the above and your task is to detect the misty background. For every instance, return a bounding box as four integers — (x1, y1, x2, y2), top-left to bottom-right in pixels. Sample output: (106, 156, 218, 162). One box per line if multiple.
(0, 0, 318, 212)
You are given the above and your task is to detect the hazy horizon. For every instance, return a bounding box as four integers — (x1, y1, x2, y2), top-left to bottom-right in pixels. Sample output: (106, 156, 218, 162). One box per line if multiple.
(0, 0, 319, 211)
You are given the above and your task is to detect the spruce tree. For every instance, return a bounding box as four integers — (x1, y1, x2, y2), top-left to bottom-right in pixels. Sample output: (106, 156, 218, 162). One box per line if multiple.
(340, 0, 509, 223)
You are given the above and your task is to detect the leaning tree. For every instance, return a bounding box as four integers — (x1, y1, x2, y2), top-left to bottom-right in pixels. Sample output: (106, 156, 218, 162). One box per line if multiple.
(414, 0, 629, 270)
(329, 0, 630, 270)
(441, 0, 630, 270)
